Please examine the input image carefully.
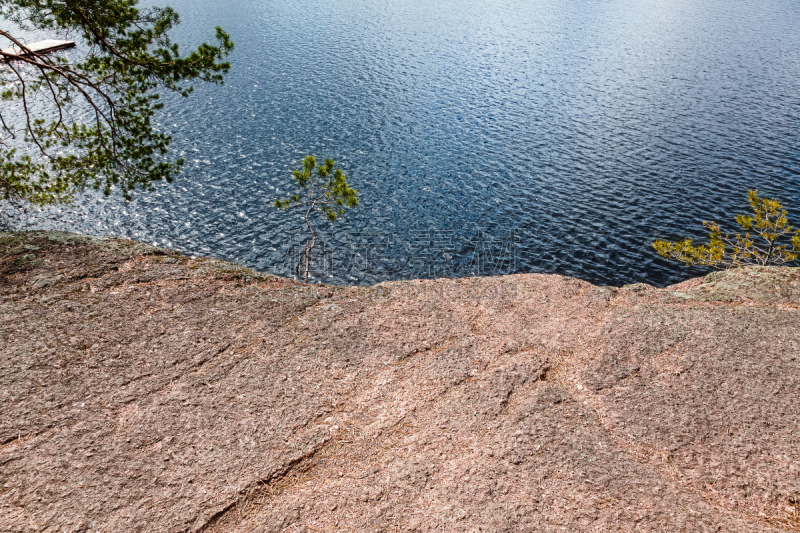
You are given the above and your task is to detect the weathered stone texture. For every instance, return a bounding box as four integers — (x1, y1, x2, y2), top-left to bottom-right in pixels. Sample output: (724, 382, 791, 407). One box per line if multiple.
(1, 231, 798, 532)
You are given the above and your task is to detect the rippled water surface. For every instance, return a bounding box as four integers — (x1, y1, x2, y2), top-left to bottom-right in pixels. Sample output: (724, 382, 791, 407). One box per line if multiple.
(3, 0, 800, 286)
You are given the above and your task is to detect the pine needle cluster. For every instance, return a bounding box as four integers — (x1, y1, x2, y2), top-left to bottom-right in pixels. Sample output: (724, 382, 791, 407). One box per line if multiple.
(653, 190, 800, 268)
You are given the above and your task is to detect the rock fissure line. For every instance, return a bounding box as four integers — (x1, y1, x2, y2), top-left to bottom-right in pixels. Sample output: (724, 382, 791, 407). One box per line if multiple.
(197, 437, 334, 532)
(564, 361, 785, 531)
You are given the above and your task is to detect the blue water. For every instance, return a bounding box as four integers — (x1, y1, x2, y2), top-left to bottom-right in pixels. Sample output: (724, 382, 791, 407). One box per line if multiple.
(3, 0, 799, 286)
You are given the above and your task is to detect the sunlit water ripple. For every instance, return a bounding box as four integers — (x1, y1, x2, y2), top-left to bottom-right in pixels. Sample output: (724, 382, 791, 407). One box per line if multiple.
(2, 0, 799, 286)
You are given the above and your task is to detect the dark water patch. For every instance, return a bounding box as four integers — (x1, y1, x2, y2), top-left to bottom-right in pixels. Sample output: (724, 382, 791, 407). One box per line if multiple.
(2, 0, 799, 286)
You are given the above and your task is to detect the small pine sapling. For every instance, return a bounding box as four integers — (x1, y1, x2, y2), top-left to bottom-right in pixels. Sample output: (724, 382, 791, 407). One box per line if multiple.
(275, 156, 358, 282)
(653, 190, 800, 268)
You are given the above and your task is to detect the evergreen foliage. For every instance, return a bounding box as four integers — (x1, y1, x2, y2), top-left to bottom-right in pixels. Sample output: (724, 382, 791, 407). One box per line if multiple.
(275, 156, 358, 283)
(0, 0, 233, 204)
(653, 190, 800, 268)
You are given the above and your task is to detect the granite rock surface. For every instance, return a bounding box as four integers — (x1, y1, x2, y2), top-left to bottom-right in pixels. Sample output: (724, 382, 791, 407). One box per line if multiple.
(1, 231, 798, 532)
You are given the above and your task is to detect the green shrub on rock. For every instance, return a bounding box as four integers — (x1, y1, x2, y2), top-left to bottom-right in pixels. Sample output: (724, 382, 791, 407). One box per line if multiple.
(653, 190, 800, 268)
(274, 156, 358, 283)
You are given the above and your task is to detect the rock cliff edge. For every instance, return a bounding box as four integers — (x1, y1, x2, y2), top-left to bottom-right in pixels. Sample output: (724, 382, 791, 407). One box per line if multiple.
(1, 231, 799, 532)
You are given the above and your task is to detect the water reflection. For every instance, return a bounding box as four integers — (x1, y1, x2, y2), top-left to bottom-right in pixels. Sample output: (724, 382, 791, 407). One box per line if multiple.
(2, 0, 799, 286)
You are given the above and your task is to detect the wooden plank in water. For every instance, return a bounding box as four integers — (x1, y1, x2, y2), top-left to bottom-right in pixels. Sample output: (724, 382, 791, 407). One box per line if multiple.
(1, 40, 76, 61)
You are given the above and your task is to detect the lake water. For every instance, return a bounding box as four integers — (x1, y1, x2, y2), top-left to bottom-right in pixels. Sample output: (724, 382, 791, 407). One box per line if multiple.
(3, 0, 799, 286)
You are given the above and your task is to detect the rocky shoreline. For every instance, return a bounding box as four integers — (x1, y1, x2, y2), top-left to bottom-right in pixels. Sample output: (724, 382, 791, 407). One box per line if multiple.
(1, 231, 799, 532)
